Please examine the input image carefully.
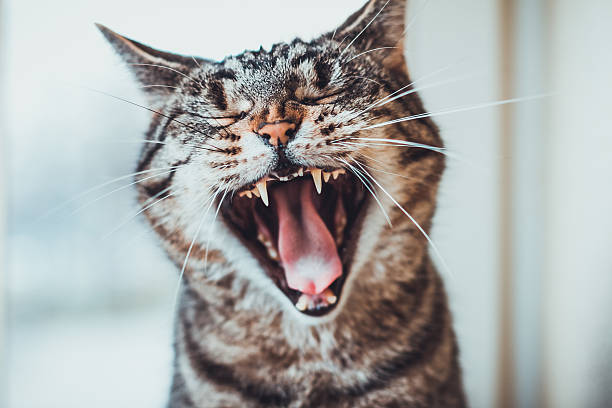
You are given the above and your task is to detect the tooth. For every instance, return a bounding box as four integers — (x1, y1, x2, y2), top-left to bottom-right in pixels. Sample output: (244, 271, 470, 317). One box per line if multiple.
(323, 289, 337, 305)
(296, 295, 308, 311)
(267, 247, 279, 260)
(246, 191, 253, 199)
(323, 172, 331, 183)
(280, 176, 289, 181)
(298, 168, 304, 177)
(311, 169, 322, 194)
(256, 180, 269, 206)
(332, 169, 345, 180)
(252, 188, 260, 198)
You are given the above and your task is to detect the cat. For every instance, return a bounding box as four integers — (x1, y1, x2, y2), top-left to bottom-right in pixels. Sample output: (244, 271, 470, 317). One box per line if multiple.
(97, 0, 466, 406)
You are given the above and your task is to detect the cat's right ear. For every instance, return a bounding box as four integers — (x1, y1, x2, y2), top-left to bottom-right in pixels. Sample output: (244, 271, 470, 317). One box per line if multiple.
(96, 23, 201, 98)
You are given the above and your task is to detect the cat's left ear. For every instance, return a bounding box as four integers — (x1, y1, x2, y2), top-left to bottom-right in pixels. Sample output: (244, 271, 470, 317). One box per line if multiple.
(96, 23, 201, 98)
(332, 0, 407, 71)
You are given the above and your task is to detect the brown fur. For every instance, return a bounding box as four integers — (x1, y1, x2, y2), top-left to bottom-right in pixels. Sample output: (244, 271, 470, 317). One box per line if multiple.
(97, 1, 467, 406)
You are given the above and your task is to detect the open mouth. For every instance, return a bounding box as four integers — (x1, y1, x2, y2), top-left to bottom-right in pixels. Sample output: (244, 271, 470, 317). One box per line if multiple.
(221, 166, 367, 316)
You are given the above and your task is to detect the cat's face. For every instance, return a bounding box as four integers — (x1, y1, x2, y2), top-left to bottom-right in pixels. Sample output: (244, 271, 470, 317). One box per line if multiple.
(99, 0, 444, 322)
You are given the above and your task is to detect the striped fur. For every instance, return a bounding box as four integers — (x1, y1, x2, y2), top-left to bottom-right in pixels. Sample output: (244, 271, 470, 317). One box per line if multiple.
(98, 0, 466, 406)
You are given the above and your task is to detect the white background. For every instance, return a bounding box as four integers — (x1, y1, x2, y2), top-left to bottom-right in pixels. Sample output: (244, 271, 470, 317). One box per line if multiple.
(1, 1, 611, 407)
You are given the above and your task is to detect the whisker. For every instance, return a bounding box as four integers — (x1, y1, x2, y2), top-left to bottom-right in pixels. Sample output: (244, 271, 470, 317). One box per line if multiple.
(344, 75, 385, 88)
(358, 159, 419, 181)
(172, 107, 237, 141)
(340, 0, 391, 57)
(172, 186, 223, 309)
(339, 158, 392, 227)
(334, 141, 454, 160)
(106, 139, 224, 153)
(344, 47, 397, 63)
(83, 86, 224, 152)
(348, 73, 476, 121)
(191, 55, 203, 70)
(354, 150, 405, 172)
(340, 139, 476, 168)
(203, 188, 230, 274)
(330, 27, 338, 41)
(100, 188, 176, 241)
(335, 36, 349, 52)
(353, 161, 453, 278)
(40, 165, 181, 220)
(142, 139, 223, 152)
(393, 0, 431, 47)
(70, 168, 181, 215)
(128, 63, 203, 89)
(135, 186, 172, 208)
(342, 138, 446, 153)
(139, 84, 180, 90)
(365, 74, 476, 114)
(348, 60, 466, 120)
(361, 94, 550, 131)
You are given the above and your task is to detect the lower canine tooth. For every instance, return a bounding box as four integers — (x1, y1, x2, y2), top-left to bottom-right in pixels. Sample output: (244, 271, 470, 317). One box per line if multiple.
(267, 247, 279, 260)
(296, 296, 308, 311)
(323, 289, 337, 305)
(257, 233, 269, 245)
(311, 169, 322, 194)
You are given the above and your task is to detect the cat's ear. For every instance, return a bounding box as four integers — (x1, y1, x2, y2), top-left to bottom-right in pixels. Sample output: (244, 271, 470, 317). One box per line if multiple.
(96, 23, 201, 98)
(333, 0, 407, 71)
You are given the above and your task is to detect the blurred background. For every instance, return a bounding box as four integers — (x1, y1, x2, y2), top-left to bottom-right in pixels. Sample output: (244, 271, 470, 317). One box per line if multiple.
(1, 0, 611, 407)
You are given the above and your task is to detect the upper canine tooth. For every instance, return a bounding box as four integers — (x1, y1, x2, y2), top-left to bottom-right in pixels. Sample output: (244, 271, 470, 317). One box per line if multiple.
(256, 180, 269, 206)
(311, 169, 322, 194)
(323, 172, 331, 183)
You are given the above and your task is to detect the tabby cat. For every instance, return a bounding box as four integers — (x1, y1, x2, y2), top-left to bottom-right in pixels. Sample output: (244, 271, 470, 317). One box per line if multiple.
(98, 0, 466, 406)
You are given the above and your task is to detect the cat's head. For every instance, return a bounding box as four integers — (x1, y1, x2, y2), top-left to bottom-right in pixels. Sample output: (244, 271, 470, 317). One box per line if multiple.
(98, 0, 444, 323)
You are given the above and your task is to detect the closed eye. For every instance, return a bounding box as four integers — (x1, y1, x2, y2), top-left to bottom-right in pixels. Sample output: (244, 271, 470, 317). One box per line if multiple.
(191, 111, 248, 127)
(300, 91, 345, 106)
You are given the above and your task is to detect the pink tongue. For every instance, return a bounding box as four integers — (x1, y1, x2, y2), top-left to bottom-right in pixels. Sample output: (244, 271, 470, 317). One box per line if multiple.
(272, 180, 342, 295)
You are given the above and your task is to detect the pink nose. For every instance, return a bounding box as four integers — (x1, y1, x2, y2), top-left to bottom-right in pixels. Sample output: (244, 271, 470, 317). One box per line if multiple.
(256, 121, 296, 147)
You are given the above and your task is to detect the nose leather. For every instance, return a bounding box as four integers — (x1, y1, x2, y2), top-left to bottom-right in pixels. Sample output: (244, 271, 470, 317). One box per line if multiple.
(257, 121, 296, 147)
